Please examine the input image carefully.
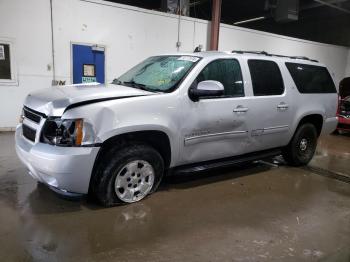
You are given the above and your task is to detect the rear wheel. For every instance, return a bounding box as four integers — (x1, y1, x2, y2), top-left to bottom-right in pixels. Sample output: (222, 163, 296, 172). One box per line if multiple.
(92, 144, 164, 206)
(282, 123, 318, 166)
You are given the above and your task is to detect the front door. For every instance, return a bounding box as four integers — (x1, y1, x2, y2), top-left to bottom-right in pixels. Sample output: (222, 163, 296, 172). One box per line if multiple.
(72, 44, 105, 84)
(180, 58, 251, 164)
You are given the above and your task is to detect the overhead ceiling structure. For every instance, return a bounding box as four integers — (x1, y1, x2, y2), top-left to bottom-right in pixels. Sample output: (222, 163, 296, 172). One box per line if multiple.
(106, 0, 350, 47)
(227, 0, 350, 47)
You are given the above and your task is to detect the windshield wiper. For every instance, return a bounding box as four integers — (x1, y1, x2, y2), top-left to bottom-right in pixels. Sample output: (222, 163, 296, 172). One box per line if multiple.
(122, 80, 161, 93)
(112, 79, 122, 85)
(112, 79, 163, 93)
(112, 79, 146, 89)
(123, 80, 147, 89)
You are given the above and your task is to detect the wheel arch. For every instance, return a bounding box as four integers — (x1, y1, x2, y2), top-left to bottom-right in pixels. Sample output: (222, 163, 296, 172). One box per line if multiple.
(95, 129, 172, 169)
(89, 129, 173, 196)
(294, 113, 324, 137)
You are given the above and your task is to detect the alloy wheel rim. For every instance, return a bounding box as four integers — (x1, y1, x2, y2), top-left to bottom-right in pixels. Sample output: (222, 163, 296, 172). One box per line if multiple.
(114, 160, 155, 203)
(299, 138, 308, 151)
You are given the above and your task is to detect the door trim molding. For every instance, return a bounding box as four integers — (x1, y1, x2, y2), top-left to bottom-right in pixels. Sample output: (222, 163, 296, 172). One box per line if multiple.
(184, 130, 248, 146)
(262, 125, 289, 135)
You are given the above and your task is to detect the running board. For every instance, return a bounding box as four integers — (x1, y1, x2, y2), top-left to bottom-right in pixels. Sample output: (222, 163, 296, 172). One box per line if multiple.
(172, 149, 282, 175)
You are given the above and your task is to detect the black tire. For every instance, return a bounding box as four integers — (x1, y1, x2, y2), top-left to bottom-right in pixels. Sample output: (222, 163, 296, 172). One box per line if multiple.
(282, 123, 318, 166)
(91, 144, 164, 207)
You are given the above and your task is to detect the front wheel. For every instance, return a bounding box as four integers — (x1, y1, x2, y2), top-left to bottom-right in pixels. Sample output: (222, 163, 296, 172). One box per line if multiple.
(92, 144, 164, 206)
(282, 123, 318, 166)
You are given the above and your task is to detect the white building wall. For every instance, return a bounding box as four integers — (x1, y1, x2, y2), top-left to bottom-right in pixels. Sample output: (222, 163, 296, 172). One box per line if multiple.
(52, 0, 185, 84)
(0, 0, 53, 129)
(0, 0, 349, 128)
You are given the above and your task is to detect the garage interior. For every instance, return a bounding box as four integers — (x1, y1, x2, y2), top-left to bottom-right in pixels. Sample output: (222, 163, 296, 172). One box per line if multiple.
(1, 0, 350, 261)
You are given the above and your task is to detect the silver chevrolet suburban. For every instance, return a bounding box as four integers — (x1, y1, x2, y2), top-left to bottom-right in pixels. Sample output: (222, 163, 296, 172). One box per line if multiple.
(15, 51, 338, 206)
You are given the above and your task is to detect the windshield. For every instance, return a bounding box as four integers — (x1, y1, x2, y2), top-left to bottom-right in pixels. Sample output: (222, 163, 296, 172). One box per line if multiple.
(113, 55, 200, 92)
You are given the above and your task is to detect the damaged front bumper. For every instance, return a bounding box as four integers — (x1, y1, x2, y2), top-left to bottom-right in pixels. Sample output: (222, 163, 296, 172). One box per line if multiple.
(15, 125, 100, 195)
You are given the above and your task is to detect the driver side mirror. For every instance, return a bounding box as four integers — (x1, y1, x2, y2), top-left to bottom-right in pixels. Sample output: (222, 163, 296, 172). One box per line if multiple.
(189, 80, 224, 101)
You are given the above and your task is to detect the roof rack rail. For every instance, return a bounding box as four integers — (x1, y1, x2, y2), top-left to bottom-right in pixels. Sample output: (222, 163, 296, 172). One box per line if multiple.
(231, 50, 318, 63)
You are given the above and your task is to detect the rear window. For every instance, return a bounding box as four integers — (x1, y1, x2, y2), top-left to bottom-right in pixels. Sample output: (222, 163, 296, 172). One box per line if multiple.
(285, 63, 336, 93)
(248, 60, 284, 96)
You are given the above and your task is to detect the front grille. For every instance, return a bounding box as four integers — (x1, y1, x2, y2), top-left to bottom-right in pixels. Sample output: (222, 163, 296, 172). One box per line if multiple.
(339, 113, 350, 119)
(23, 124, 36, 142)
(23, 107, 41, 123)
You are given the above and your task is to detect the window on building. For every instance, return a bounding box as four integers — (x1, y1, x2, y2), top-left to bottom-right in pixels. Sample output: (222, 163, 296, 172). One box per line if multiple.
(194, 59, 244, 97)
(285, 63, 336, 93)
(0, 43, 12, 80)
(248, 60, 284, 96)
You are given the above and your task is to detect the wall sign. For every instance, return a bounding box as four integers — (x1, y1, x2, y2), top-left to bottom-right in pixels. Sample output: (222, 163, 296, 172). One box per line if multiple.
(82, 76, 97, 83)
(83, 64, 95, 77)
(0, 45, 5, 60)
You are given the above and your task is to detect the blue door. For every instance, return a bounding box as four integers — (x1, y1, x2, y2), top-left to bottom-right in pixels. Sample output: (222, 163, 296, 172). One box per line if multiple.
(72, 44, 105, 84)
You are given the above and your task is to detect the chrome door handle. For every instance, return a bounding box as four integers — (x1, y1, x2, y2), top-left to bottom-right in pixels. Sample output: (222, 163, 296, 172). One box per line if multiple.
(277, 103, 289, 110)
(233, 106, 249, 113)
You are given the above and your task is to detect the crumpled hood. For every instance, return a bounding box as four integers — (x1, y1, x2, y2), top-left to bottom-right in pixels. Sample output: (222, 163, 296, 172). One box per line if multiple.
(24, 83, 153, 116)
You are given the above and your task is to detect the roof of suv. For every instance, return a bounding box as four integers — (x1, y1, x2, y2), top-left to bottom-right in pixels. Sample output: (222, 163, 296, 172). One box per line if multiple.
(164, 50, 322, 66)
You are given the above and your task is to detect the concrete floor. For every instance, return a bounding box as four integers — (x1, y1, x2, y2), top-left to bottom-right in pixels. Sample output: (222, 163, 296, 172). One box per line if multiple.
(0, 132, 350, 262)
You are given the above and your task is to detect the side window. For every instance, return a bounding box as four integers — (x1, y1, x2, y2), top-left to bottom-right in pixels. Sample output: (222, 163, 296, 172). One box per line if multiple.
(248, 60, 284, 96)
(285, 63, 336, 93)
(194, 59, 244, 97)
(0, 43, 11, 80)
(0, 41, 16, 85)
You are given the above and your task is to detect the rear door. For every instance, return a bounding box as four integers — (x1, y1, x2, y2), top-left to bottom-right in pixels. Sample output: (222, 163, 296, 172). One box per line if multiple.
(243, 59, 293, 151)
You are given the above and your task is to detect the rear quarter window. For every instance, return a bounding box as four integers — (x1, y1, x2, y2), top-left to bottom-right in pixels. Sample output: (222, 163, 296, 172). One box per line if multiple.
(285, 63, 336, 93)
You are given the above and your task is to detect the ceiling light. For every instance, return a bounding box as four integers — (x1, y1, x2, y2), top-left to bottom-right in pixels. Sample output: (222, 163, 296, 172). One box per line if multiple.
(234, 16, 266, 25)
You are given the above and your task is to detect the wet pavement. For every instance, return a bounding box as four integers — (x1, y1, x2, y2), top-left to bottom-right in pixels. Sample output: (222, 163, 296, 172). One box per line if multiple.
(0, 132, 350, 262)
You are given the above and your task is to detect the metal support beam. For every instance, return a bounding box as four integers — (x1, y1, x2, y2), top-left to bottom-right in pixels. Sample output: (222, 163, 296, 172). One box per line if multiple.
(209, 0, 222, 50)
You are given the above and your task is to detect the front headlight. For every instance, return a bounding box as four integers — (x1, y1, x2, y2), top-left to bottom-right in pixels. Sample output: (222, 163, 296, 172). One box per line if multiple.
(40, 118, 96, 146)
(19, 109, 24, 124)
